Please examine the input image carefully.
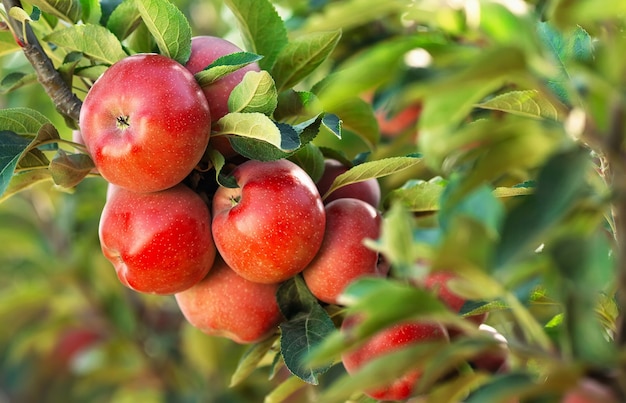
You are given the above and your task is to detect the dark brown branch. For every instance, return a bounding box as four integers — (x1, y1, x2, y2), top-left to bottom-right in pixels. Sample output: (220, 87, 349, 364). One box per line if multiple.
(3, 0, 82, 123)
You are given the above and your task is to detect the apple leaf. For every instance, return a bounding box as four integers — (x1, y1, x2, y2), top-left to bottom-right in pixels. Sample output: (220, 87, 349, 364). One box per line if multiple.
(494, 147, 591, 270)
(476, 90, 566, 121)
(0, 108, 52, 137)
(464, 372, 537, 403)
(288, 143, 325, 183)
(272, 30, 342, 92)
(386, 177, 446, 213)
(48, 150, 94, 188)
(277, 276, 335, 385)
(44, 24, 128, 65)
(194, 52, 263, 87)
(215, 112, 298, 153)
(229, 335, 279, 387)
(79, 0, 102, 24)
(28, 0, 82, 23)
(328, 97, 378, 149)
(0, 72, 37, 94)
(264, 376, 308, 403)
(0, 169, 52, 204)
(322, 155, 422, 200)
(274, 90, 321, 122)
(229, 114, 323, 161)
(0, 131, 35, 198)
(205, 147, 238, 188)
(106, 0, 141, 41)
(223, 0, 288, 70)
(136, 0, 192, 65)
(0, 32, 21, 58)
(228, 71, 278, 116)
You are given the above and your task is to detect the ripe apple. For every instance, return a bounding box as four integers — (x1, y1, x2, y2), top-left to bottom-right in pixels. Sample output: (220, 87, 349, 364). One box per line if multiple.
(52, 328, 102, 370)
(423, 271, 488, 326)
(561, 379, 618, 403)
(341, 316, 449, 401)
(212, 159, 326, 284)
(99, 183, 216, 295)
(175, 257, 283, 344)
(468, 324, 509, 373)
(316, 159, 381, 207)
(376, 103, 422, 139)
(79, 53, 211, 193)
(185, 35, 261, 122)
(303, 198, 382, 304)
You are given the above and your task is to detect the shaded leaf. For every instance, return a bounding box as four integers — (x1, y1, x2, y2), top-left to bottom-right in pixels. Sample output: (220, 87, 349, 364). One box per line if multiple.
(224, 0, 288, 70)
(205, 147, 238, 188)
(288, 143, 325, 183)
(136, 0, 192, 64)
(279, 305, 335, 385)
(49, 150, 95, 188)
(230, 335, 278, 387)
(0, 169, 52, 204)
(0, 72, 38, 94)
(272, 30, 342, 92)
(0, 131, 33, 198)
(44, 24, 127, 65)
(0, 108, 51, 136)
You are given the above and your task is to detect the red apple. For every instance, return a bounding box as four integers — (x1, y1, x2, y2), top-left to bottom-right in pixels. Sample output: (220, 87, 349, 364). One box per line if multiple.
(424, 271, 488, 326)
(175, 257, 283, 344)
(469, 324, 509, 373)
(341, 316, 449, 401)
(185, 35, 261, 122)
(52, 328, 102, 370)
(561, 379, 618, 403)
(303, 198, 382, 304)
(316, 159, 381, 207)
(79, 53, 211, 193)
(212, 159, 326, 284)
(99, 184, 216, 294)
(376, 103, 422, 139)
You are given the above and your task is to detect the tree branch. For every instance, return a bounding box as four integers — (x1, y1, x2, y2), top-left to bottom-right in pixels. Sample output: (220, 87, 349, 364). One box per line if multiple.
(2, 0, 82, 123)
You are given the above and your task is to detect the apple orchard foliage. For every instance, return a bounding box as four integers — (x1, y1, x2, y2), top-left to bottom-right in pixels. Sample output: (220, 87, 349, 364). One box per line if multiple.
(1, 0, 626, 402)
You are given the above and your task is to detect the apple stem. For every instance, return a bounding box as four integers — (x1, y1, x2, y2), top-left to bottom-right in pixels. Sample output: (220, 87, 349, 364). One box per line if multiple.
(2, 0, 82, 123)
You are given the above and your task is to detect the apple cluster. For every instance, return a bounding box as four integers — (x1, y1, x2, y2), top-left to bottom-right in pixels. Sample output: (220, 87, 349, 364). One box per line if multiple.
(77, 36, 387, 340)
(78, 35, 508, 401)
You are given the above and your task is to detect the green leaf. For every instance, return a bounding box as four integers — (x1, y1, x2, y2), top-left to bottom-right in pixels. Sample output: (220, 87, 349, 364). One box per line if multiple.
(0, 72, 38, 94)
(279, 305, 335, 385)
(223, 0, 288, 70)
(330, 97, 378, 149)
(79, 0, 102, 24)
(136, 0, 192, 65)
(229, 114, 323, 161)
(194, 52, 263, 87)
(272, 30, 342, 92)
(215, 113, 298, 152)
(48, 150, 95, 188)
(288, 143, 325, 183)
(277, 276, 335, 384)
(28, 0, 82, 22)
(106, 0, 141, 40)
(0, 169, 52, 204)
(495, 147, 591, 269)
(227, 71, 278, 115)
(229, 335, 278, 387)
(439, 182, 505, 235)
(465, 373, 537, 403)
(476, 90, 566, 121)
(0, 32, 22, 57)
(386, 177, 446, 213)
(322, 156, 421, 200)
(205, 147, 238, 188)
(300, 0, 409, 33)
(264, 376, 308, 403)
(44, 24, 127, 65)
(537, 22, 593, 105)
(0, 108, 51, 136)
(0, 131, 33, 198)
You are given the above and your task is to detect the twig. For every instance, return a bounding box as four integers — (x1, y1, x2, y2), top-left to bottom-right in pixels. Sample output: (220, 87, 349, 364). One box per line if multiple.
(2, 0, 82, 123)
